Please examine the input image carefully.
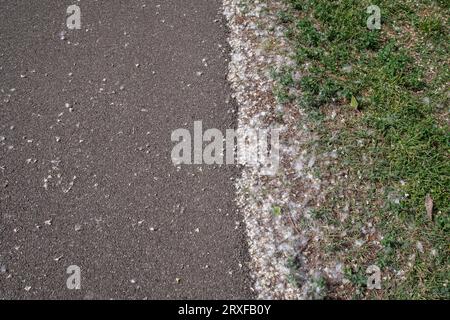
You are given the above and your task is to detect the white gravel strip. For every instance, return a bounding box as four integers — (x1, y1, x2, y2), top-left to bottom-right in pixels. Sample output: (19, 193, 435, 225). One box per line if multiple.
(223, 0, 328, 299)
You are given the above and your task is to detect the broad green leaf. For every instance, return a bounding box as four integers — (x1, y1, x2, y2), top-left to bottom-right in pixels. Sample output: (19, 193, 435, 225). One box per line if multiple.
(351, 95, 358, 109)
(272, 205, 282, 216)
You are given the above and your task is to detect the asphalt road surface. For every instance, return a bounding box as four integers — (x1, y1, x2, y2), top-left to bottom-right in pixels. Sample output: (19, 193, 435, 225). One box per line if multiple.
(0, 0, 253, 299)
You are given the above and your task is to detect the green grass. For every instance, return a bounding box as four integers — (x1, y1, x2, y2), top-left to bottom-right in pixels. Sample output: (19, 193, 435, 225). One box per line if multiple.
(273, 0, 449, 299)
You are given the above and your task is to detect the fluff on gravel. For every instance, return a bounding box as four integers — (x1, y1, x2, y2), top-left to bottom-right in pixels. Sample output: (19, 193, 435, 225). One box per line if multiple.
(223, 0, 332, 299)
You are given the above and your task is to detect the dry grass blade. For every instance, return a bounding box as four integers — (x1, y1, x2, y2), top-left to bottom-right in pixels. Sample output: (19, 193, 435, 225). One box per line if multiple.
(425, 194, 433, 221)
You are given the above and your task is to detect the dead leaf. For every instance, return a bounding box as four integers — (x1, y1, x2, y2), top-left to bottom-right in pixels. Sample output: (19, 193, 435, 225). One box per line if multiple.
(425, 194, 433, 220)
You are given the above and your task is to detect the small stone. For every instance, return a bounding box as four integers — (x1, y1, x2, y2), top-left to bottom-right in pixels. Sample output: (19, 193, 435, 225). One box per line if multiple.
(416, 241, 424, 254)
(341, 64, 352, 73)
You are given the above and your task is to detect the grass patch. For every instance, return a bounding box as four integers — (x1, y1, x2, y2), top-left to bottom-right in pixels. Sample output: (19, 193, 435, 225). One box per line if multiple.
(274, 0, 449, 299)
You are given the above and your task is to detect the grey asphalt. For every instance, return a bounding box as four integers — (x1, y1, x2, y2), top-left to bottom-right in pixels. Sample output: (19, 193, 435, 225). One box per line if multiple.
(0, 0, 253, 299)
